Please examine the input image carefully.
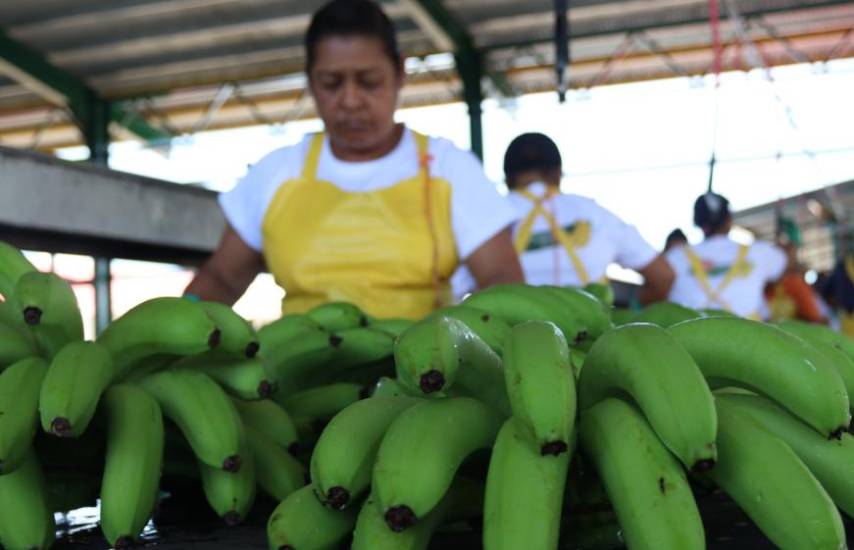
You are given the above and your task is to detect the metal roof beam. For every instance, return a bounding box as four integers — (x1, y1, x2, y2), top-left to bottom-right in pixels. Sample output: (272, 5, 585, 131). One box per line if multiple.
(0, 28, 170, 145)
(403, 0, 515, 97)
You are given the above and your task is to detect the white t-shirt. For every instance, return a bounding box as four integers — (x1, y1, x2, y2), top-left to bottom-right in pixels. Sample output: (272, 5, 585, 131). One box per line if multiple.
(452, 182, 658, 295)
(666, 235, 787, 318)
(219, 128, 517, 262)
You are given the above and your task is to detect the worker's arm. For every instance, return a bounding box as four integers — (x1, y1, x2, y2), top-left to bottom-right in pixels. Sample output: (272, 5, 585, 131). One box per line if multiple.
(636, 254, 675, 305)
(466, 227, 525, 289)
(185, 224, 266, 305)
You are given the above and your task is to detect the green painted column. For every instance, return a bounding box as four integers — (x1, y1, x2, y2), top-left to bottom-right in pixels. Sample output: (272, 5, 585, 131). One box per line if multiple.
(456, 51, 484, 161)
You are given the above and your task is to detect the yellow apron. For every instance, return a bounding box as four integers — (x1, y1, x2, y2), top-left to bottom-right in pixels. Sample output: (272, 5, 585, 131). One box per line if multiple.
(261, 131, 457, 319)
(841, 256, 854, 339)
(767, 280, 797, 322)
(514, 186, 597, 285)
(684, 244, 758, 318)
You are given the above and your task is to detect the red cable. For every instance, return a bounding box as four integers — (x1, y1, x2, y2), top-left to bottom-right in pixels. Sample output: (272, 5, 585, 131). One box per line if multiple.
(709, 0, 723, 79)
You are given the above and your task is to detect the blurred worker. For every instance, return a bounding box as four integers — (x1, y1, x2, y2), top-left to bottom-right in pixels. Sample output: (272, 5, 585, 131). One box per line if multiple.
(454, 132, 674, 303)
(764, 218, 828, 324)
(185, 0, 522, 319)
(667, 192, 786, 319)
(664, 229, 688, 253)
(821, 244, 854, 338)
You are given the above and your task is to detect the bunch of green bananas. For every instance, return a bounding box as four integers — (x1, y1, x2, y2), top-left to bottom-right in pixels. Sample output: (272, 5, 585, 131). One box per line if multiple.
(5, 236, 854, 550)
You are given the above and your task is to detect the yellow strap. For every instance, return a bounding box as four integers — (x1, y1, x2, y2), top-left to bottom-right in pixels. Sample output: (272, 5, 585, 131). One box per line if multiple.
(845, 255, 854, 286)
(301, 133, 325, 180)
(514, 188, 591, 285)
(684, 244, 750, 312)
(411, 130, 444, 310)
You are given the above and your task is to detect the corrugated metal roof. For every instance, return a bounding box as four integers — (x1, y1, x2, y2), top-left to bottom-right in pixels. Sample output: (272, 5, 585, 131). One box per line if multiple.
(0, 0, 852, 149)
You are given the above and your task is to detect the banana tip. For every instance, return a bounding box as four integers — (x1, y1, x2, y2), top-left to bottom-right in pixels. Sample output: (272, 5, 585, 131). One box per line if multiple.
(384, 505, 417, 532)
(50, 417, 73, 437)
(245, 341, 260, 358)
(829, 426, 846, 440)
(359, 315, 369, 327)
(287, 442, 301, 457)
(222, 511, 242, 526)
(324, 486, 350, 510)
(691, 458, 716, 473)
(114, 535, 135, 548)
(208, 329, 221, 348)
(540, 440, 568, 456)
(329, 334, 343, 348)
(222, 455, 242, 472)
(257, 380, 276, 399)
(22, 306, 42, 325)
(419, 370, 445, 393)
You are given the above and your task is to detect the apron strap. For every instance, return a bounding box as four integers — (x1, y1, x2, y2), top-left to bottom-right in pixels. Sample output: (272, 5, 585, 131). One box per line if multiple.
(515, 187, 592, 285)
(301, 133, 325, 180)
(685, 243, 751, 313)
(412, 130, 444, 309)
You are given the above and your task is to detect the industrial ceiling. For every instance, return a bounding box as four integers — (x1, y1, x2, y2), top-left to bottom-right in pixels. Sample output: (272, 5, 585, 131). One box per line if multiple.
(0, 0, 852, 151)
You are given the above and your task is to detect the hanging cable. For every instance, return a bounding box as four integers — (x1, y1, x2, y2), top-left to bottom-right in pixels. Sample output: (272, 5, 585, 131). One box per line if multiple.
(554, 0, 569, 102)
(706, 0, 723, 192)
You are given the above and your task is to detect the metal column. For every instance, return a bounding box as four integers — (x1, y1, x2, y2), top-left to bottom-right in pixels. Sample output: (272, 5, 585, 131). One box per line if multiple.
(457, 52, 484, 161)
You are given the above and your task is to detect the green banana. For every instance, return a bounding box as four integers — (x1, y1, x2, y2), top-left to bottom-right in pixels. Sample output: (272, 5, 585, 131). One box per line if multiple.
(230, 397, 300, 456)
(307, 326, 396, 386)
(669, 317, 850, 438)
(394, 316, 508, 412)
(0, 240, 36, 306)
(258, 314, 323, 353)
(717, 392, 854, 518)
(100, 384, 165, 548)
(311, 395, 421, 510)
(503, 321, 576, 456)
(579, 323, 717, 470)
(0, 451, 55, 550)
(543, 285, 613, 345)
(609, 307, 637, 326)
(199, 448, 256, 526)
(373, 397, 503, 532)
(630, 302, 702, 327)
(707, 398, 844, 549)
(98, 297, 219, 380)
(0, 301, 38, 368)
(578, 398, 705, 550)
(430, 305, 511, 355)
(569, 348, 586, 379)
(138, 368, 244, 472)
(266, 483, 359, 550)
(777, 318, 854, 361)
(198, 300, 260, 358)
(39, 341, 113, 437)
(176, 354, 276, 400)
(372, 376, 407, 398)
(16, 271, 83, 359)
(583, 282, 615, 308)
(306, 301, 368, 332)
(699, 308, 737, 318)
(464, 284, 590, 346)
(369, 317, 414, 338)
(281, 382, 366, 421)
(810, 340, 854, 408)
(0, 357, 48, 474)
(245, 426, 305, 501)
(352, 479, 476, 550)
(262, 326, 339, 396)
(483, 416, 571, 550)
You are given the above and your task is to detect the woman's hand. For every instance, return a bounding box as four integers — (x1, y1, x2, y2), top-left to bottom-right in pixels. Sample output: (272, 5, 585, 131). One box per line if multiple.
(466, 226, 525, 290)
(185, 224, 265, 305)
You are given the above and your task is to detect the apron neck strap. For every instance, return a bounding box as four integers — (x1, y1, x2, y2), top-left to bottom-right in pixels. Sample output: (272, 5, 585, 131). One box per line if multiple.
(302, 132, 325, 180)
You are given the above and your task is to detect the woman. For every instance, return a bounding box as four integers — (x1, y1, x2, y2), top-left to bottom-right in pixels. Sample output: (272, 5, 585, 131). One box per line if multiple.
(666, 192, 787, 319)
(186, 0, 523, 319)
(454, 132, 673, 303)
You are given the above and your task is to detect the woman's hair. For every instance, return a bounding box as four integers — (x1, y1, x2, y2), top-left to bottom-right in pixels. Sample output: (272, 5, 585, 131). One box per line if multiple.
(305, 0, 401, 73)
(503, 132, 563, 189)
(693, 192, 731, 234)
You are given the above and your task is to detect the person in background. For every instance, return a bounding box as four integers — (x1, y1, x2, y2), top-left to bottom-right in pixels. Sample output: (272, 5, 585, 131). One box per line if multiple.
(454, 132, 674, 303)
(185, 0, 523, 319)
(821, 242, 854, 338)
(664, 229, 688, 253)
(667, 192, 786, 319)
(764, 217, 828, 324)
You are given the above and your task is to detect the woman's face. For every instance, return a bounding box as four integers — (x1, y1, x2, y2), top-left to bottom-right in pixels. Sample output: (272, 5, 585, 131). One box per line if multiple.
(309, 35, 403, 157)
